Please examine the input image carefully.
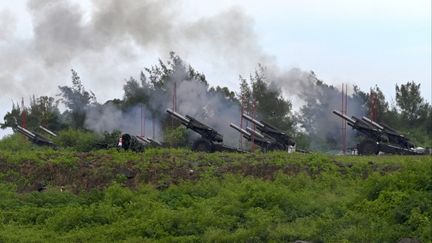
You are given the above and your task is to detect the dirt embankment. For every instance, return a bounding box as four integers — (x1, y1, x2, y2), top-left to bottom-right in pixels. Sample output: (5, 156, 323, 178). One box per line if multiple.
(0, 150, 404, 193)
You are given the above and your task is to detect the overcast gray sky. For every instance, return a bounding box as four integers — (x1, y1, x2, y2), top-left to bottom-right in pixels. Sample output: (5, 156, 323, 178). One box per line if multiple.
(1, 0, 431, 138)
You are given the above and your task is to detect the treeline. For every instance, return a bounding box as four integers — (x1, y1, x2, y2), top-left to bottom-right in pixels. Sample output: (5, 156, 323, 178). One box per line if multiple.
(2, 52, 431, 149)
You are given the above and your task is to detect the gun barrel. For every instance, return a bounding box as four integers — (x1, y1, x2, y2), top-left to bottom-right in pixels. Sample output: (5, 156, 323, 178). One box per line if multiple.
(380, 122, 398, 133)
(39, 126, 57, 137)
(166, 109, 190, 124)
(230, 123, 252, 137)
(361, 117, 384, 130)
(332, 110, 355, 124)
(147, 137, 162, 146)
(136, 136, 151, 144)
(245, 127, 266, 139)
(242, 114, 265, 128)
(16, 125, 36, 138)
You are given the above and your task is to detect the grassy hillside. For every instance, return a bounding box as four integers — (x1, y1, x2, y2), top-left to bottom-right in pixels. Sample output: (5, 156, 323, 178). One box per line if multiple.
(0, 144, 431, 242)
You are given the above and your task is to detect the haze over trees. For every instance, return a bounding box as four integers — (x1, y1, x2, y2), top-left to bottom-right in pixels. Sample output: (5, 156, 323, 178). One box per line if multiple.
(2, 53, 431, 149)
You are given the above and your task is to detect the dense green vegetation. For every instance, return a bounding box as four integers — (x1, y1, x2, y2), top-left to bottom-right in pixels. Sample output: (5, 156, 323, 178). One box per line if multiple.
(1, 58, 431, 241)
(0, 137, 430, 242)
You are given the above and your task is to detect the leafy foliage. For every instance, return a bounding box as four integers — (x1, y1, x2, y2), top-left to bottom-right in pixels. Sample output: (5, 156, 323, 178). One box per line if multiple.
(0, 146, 430, 242)
(58, 69, 96, 129)
(1, 96, 64, 132)
(53, 129, 101, 152)
(238, 66, 295, 133)
(163, 126, 189, 147)
(396, 82, 427, 123)
(0, 133, 37, 151)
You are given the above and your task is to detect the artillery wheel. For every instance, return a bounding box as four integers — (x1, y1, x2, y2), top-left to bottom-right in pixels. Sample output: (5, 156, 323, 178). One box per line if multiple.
(121, 134, 132, 150)
(267, 143, 285, 151)
(192, 139, 213, 152)
(357, 140, 379, 155)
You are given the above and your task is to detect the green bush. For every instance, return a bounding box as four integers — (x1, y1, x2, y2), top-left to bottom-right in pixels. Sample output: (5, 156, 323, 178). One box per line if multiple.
(0, 134, 37, 151)
(0, 150, 430, 242)
(163, 127, 188, 147)
(53, 129, 100, 152)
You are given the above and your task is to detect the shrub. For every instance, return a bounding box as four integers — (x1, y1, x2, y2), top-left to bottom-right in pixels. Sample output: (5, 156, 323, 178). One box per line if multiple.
(0, 133, 36, 151)
(53, 129, 100, 152)
(163, 127, 188, 147)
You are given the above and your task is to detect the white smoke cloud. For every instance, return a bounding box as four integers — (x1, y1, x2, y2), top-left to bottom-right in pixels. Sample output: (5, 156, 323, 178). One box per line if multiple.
(175, 80, 241, 146)
(0, 9, 16, 40)
(1, 0, 269, 101)
(1, 0, 365, 148)
(262, 66, 365, 150)
(85, 104, 162, 140)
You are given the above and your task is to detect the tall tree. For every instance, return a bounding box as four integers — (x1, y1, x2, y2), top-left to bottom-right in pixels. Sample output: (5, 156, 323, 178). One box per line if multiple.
(238, 76, 252, 113)
(122, 75, 151, 109)
(58, 69, 96, 129)
(27, 96, 63, 131)
(352, 85, 390, 122)
(144, 52, 207, 90)
(250, 66, 295, 132)
(2, 96, 63, 132)
(209, 86, 237, 103)
(299, 76, 342, 150)
(1, 103, 22, 129)
(395, 81, 428, 124)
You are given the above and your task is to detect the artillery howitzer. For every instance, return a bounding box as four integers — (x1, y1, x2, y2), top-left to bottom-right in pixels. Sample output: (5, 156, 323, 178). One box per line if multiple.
(119, 133, 162, 152)
(9, 119, 56, 148)
(333, 110, 425, 155)
(230, 123, 273, 151)
(39, 125, 57, 137)
(166, 109, 243, 153)
(230, 114, 296, 152)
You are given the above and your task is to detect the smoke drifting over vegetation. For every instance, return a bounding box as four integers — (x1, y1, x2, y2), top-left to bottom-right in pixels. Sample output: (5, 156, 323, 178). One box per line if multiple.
(0, 0, 274, 143)
(7, 0, 429, 150)
(82, 57, 241, 146)
(85, 104, 163, 141)
(1, 0, 269, 99)
(175, 80, 241, 146)
(263, 67, 364, 149)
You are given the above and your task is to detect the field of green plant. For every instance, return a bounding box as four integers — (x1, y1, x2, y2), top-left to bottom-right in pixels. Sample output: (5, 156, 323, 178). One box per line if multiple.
(0, 137, 431, 242)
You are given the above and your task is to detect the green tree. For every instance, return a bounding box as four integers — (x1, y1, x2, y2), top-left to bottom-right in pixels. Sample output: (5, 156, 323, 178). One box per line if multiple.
(209, 86, 237, 103)
(395, 81, 428, 124)
(299, 80, 340, 150)
(352, 85, 392, 123)
(144, 52, 207, 90)
(1, 103, 22, 129)
(249, 66, 295, 132)
(368, 86, 389, 122)
(2, 96, 63, 132)
(28, 96, 63, 131)
(58, 69, 96, 129)
(353, 81, 431, 146)
(122, 74, 151, 109)
(134, 52, 240, 141)
(238, 76, 252, 112)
